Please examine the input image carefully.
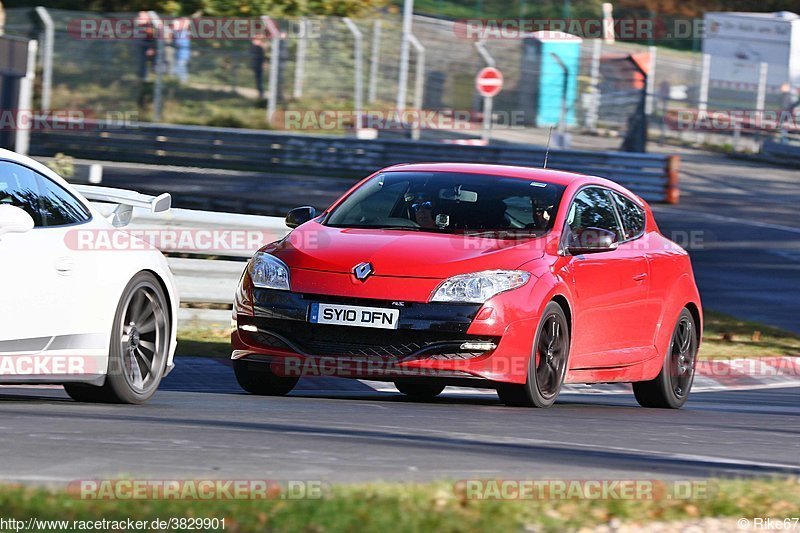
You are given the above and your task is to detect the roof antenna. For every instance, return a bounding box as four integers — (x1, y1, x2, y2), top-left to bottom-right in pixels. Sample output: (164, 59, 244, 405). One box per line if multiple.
(543, 125, 553, 169)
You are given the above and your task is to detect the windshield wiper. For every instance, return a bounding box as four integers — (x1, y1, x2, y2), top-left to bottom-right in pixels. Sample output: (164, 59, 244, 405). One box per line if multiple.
(463, 229, 539, 238)
(365, 225, 423, 231)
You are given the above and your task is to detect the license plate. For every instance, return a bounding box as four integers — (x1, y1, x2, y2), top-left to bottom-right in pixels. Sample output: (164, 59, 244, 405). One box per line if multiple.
(309, 303, 400, 330)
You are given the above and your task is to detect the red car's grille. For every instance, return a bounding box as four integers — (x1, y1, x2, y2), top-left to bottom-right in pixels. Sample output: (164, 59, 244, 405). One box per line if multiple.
(243, 318, 497, 360)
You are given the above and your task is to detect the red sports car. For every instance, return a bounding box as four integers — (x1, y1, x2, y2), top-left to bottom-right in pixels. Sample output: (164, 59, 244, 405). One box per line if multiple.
(232, 163, 702, 408)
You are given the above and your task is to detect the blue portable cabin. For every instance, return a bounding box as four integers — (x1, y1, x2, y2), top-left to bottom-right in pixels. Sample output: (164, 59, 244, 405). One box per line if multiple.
(518, 31, 583, 127)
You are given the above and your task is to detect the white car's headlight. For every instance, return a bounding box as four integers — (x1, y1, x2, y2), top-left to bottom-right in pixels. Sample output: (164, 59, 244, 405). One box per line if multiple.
(431, 270, 530, 303)
(248, 252, 290, 290)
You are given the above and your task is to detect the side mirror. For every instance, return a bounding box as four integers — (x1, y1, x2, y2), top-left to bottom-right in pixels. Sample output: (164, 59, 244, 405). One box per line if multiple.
(286, 206, 316, 229)
(0, 205, 35, 237)
(566, 227, 619, 255)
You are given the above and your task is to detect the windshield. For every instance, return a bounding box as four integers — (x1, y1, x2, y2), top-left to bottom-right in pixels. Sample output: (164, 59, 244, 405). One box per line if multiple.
(324, 171, 566, 235)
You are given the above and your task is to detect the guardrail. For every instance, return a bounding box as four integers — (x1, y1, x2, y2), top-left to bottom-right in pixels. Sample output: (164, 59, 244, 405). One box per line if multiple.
(127, 207, 289, 326)
(32, 119, 680, 203)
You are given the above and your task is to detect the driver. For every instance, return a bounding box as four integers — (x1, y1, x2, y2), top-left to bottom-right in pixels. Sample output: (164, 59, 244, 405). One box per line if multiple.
(412, 197, 436, 228)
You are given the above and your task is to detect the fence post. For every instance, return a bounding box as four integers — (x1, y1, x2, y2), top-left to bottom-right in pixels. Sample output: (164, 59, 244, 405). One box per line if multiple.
(755, 62, 768, 113)
(550, 52, 569, 148)
(408, 34, 425, 140)
(753, 62, 769, 151)
(343, 18, 364, 130)
(15, 39, 37, 155)
(645, 45, 656, 115)
(474, 40, 496, 143)
(293, 17, 307, 99)
(698, 53, 710, 114)
(262, 17, 282, 122)
(695, 53, 711, 145)
(147, 11, 164, 122)
(585, 39, 602, 131)
(368, 19, 381, 104)
(34, 6, 53, 111)
(666, 155, 680, 204)
(396, 0, 414, 112)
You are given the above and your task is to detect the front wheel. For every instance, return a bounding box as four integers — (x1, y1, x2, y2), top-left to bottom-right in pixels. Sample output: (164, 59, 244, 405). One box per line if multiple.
(497, 302, 570, 408)
(65, 272, 171, 404)
(233, 359, 298, 396)
(633, 308, 698, 409)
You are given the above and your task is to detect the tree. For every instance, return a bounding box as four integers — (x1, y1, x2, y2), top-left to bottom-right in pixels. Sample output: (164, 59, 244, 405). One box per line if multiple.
(3, 0, 386, 16)
(202, 0, 386, 16)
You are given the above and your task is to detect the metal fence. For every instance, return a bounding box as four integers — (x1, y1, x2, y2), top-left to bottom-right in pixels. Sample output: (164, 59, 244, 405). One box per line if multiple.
(30, 119, 680, 203)
(4, 7, 794, 149)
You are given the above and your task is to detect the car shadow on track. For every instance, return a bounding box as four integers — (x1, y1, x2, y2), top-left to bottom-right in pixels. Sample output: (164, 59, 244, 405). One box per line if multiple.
(3, 396, 798, 478)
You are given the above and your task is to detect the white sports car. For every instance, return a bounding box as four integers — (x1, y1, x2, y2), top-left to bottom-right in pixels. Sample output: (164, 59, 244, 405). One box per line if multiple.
(0, 148, 177, 404)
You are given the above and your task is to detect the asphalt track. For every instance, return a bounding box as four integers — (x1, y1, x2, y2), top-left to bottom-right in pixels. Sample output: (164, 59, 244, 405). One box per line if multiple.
(0, 377, 798, 483)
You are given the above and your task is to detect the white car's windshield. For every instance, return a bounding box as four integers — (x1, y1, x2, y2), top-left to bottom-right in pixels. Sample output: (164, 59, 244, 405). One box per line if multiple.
(325, 171, 566, 235)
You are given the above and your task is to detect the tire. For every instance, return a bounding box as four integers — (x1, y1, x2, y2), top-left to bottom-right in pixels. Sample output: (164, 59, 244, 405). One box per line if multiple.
(62, 383, 108, 403)
(497, 301, 570, 408)
(394, 380, 445, 401)
(64, 272, 171, 404)
(633, 308, 698, 409)
(233, 359, 298, 396)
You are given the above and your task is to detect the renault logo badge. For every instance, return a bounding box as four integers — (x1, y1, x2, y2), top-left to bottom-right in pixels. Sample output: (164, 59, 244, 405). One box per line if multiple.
(353, 262, 373, 281)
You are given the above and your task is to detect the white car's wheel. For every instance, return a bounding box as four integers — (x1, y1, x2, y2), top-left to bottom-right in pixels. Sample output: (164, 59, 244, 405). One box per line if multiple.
(65, 272, 170, 404)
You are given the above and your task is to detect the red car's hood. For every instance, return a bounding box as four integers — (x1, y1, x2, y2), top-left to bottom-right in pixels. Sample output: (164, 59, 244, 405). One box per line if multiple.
(268, 221, 546, 279)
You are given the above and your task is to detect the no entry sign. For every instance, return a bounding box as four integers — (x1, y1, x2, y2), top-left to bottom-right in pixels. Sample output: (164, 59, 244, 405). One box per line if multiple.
(476, 67, 504, 98)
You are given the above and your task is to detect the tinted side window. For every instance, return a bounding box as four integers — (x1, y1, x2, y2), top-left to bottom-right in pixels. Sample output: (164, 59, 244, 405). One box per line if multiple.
(567, 188, 622, 240)
(35, 174, 91, 227)
(0, 162, 43, 226)
(611, 192, 645, 240)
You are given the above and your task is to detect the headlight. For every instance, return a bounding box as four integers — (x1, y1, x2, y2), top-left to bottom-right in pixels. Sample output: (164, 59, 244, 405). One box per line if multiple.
(248, 252, 290, 291)
(431, 270, 530, 303)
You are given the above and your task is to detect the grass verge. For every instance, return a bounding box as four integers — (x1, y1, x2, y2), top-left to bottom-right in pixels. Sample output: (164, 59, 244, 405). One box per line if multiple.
(700, 310, 800, 359)
(0, 478, 797, 532)
(176, 326, 231, 358)
(176, 310, 800, 360)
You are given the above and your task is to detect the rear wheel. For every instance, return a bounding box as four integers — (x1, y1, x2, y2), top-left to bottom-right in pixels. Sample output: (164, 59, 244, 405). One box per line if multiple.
(633, 308, 698, 409)
(497, 302, 570, 408)
(64, 272, 170, 404)
(233, 359, 298, 396)
(394, 380, 445, 401)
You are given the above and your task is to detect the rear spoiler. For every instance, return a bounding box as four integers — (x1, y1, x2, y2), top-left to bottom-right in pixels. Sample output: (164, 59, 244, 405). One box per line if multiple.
(74, 185, 171, 227)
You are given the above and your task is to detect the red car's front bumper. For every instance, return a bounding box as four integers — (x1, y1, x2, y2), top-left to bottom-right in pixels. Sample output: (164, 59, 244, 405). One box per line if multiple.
(231, 283, 537, 385)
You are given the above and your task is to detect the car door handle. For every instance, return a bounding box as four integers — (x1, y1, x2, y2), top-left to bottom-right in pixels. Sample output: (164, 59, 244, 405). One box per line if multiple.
(632, 273, 648, 282)
(55, 257, 75, 275)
